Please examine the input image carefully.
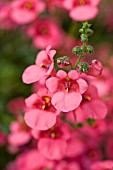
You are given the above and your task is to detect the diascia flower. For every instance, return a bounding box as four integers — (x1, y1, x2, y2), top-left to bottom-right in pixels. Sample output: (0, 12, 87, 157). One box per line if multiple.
(27, 18, 64, 48)
(8, 121, 31, 147)
(8, 149, 54, 170)
(46, 70, 88, 112)
(63, 0, 100, 21)
(75, 84, 107, 122)
(24, 86, 59, 130)
(32, 122, 71, 160)
(22, 45, 56, 84)
(10, 0, 45, 24)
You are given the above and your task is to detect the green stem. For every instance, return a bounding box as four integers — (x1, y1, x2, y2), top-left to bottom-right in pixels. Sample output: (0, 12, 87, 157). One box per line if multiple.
(73, 54, 83, 70)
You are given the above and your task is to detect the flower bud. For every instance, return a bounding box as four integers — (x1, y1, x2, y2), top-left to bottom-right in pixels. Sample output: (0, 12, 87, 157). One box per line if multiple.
(81, 34, 88, 43)
(87, 45, 94, 53)
(72, 46, 82, 56)
(57, 56, 71, 68)
(86, 60, 103, 77)
(79, 28, 84, 34)
(81, 45, 87, 52)
(86, 28, 93, 35)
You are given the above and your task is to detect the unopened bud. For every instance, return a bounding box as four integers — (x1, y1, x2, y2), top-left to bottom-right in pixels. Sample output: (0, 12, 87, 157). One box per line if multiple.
(86, 60, 103, 77)
(72, 46, 82, 56)
(87, 45, 94, 53)
(81, 34, 88, 43)
(86, 28, 93, 35)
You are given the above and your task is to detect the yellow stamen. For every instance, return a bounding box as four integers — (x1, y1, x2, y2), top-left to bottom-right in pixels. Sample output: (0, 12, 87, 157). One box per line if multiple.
(42, 105, 46, 110)
(44, 97, 50, 103)
(40, 63, 44, 67)
(51, 133, 56, 138)
(66, 77, 70, 81)
(66, 88, 69, 92)
(25, 2, 33, 9)
(79, 0, 85, 5)
(86, 96, 91, 101)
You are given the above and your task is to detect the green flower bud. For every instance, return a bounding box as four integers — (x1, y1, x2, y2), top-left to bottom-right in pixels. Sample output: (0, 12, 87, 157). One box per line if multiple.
(81, 34, 88, 43)
(82, 22, 89, 29)
(79, 62, 89, 73)
(87, 45, 94, 53)
(72, 46, 82, 56)
(79, 28, 84, 34)
(81, 45, 87, 52)
(86, 28, 93, 35)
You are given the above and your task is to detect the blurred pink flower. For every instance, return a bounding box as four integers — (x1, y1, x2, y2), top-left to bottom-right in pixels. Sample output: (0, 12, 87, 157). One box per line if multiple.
(8, 121, 31, 146)
(27, 18, 64, 48)
(10, 0, 45, 24)
(63, 0, 100, 21)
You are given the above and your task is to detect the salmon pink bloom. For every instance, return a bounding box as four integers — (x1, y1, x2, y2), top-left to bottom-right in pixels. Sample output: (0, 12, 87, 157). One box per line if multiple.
(32, 123, 71, 160)
(63, 0, 100, 21)
(8, 121, 31, 146)
(24, 87, 58, 130)
(0, 2, 15, 30)
(27, 18, 64, 48)
(10, 0, 45, 24)
(13, 150, 54, 170)
(22, 46, 56, 84)
(75, 85, 107, 122)
(46, 70, 88, 112)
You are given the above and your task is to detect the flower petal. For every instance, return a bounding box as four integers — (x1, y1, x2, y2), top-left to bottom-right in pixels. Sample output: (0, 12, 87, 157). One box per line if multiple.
(57, 70, 67, 79)
(46, 77, 59, 93)
(70, 5, 98, 21)
(38, 138, 67, 160)
(76, 78, 88, 94)
(22, 65, 46, 84)
(24, 109, 56, 130)
(52, 91, 82, 112)
(68, 70, 80, 80)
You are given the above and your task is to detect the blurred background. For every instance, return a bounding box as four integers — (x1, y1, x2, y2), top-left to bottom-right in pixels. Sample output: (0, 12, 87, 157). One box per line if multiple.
(0, 0, 113, 169)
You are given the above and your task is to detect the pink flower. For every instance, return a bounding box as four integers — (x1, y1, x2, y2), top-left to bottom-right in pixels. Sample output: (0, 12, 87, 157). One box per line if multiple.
(10, 0, 45, 24)
(46, 70, 88, 112)
(87, 60, 103, 77)
(65, 133, 84, 158)
(24, 87, 58, 130)
(0, 2, 15, 30)
(22, 45, 56, 84)
(14, 150, 54, 170)
(27, 18, 64, 48)
(63, 0, 100, 21)
(75, 85, 108, 122)
(8, 121, 31, 146)
(33, 123, 71, 160)
(91, 160, 113, 170)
